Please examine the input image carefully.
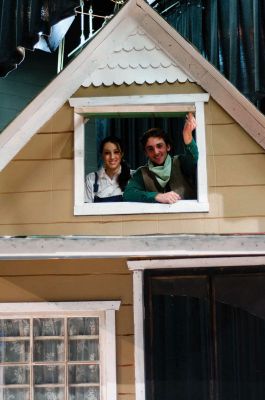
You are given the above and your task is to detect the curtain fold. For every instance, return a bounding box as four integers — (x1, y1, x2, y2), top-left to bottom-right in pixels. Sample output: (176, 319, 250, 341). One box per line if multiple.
(161, 0, 265, 112)
(86, 116, 187, 173)
(146, 272, 265, 400)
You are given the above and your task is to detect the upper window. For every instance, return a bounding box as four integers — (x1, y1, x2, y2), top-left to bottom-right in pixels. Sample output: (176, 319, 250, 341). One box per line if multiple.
(0, 301, 120, 400)
(70, 94, 209, 215)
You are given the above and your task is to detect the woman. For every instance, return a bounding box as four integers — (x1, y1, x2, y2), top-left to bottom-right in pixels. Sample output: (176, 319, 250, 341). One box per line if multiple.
(85, 136, 131, 202)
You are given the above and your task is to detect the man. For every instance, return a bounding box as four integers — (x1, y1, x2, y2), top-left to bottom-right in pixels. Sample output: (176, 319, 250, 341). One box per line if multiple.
(123, 113, 198, 203)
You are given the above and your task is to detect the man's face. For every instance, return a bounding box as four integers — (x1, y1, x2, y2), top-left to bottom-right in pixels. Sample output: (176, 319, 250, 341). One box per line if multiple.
(145, 136, 171, 166)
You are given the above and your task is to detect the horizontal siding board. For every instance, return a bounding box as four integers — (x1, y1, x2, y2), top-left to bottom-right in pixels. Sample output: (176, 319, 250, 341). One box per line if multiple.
(0, 220, 124, 236)
(0, 258, 129, 276)
(117, 395, 135, 400)
(215, 186, 265, 217)
(117, 365, 135, 394)
(157, 216, 220, 234)
(218, 217, 265, 233)
(0, 160, 53, 192)
(0, 192, 53, 224)
(116, 305, 134, 335)
(0, 160, 73, 193)
(37, 104, 74, 133)
(52, 132, 73, 159)
(0, 274, 133, 303)
(205, 100, 234, 125)
(0, 187, 264, 227)
(117, 335, 134, 365)
(52, 160, 73, 191)
(206, 124, 264, 155)
(15, 134, 52, 160)
(1, 216, 265, 236)
(14, 132, 73, 160)
(207, 154, 265, 186)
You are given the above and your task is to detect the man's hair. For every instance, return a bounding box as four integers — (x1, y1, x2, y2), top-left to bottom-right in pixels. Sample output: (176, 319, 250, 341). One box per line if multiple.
(140, 127, 172, 149)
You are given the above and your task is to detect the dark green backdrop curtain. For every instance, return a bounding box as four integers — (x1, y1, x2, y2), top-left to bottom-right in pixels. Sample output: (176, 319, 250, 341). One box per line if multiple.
(108, 117, 187, 169)
(85, 116, 188, 173)
(157, 0, 265, 112)
(0, 0, 79, 77)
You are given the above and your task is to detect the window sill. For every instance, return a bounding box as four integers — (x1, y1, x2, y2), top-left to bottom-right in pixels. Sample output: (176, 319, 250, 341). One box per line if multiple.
(74, 200, 209, 215)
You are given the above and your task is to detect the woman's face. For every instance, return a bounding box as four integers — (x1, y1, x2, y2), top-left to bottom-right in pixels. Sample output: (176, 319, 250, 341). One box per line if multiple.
(102, 141, 122, 174)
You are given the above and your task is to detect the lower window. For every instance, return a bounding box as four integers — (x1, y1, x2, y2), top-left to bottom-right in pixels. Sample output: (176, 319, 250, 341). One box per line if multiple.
(145, 269, 265, 400)
(0, 301, 120, 400)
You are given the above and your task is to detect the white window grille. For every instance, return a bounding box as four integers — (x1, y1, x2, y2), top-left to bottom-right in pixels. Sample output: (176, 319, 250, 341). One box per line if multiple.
(0, 301, 120, 400)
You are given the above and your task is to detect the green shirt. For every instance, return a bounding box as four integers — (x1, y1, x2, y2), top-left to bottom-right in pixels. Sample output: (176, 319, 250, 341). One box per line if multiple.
(123, 139, 198, 203)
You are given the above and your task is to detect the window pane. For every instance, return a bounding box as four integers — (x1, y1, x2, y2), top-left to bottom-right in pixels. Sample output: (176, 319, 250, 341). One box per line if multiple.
(0, 340, 30, 363)
(0, 388, 30, 400)
(68, 340, 99, 362)
(0, 319, 30, 337)
(34, 340, 64, 362)
(68, 317, 99, 336)
(68, 364, 100, 384)
(34, 388, 64, 400)
(34, 319, 64, 336)
(34, 365, 65, 384)
(0, 366, 30, 385)
(69, 387, 99, 400)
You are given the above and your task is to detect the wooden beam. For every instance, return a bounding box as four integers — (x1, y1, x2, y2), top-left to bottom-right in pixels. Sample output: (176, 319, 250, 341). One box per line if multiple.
(0, 235, 265, 260)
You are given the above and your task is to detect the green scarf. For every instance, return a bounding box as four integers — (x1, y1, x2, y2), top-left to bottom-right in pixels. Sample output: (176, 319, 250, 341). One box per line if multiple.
(148, 154, 172, 188)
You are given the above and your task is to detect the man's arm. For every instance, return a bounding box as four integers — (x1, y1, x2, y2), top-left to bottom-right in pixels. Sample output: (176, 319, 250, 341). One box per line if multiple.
(183, 112, 197, 145)
(123, 169, 181, 204)
(123, 169, 158, 203)
(179, 113, 198, 176)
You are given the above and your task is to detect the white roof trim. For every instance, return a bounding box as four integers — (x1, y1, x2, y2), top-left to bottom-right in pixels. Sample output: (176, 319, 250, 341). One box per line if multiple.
(128, 256, 265, 270)
(0, 235, 265, 260)
(0, 0, 265, 172)
(0, 301, 121, 314)
(69, 93, 210, 108)
(81, 26, 194, 87)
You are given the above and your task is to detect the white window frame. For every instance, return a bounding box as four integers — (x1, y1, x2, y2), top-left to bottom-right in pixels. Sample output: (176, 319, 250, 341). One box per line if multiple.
(69, 94, 210, 216)
(0, 301, 120, 400)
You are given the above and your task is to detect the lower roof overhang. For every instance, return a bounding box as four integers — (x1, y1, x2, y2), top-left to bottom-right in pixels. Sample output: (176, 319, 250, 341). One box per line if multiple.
(0, 234, 265, 262)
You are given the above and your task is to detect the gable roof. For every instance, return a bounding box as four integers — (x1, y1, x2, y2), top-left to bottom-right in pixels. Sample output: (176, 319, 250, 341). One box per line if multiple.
(0, 0, 265, 171)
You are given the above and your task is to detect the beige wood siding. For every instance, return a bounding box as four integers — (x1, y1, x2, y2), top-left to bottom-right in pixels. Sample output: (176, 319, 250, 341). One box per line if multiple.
(0, 82, 265, 235)
(0, 258, 134, 400)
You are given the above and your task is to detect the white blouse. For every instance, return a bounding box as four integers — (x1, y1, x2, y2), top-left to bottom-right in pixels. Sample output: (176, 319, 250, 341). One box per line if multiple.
(85, 166, 123, 203)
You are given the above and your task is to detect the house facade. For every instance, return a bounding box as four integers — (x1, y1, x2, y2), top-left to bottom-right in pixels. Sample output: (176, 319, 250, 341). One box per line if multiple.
(0, 1, 265, 400)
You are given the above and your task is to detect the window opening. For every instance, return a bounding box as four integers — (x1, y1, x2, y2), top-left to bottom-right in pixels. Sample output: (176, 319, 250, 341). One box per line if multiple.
(70, 94, 209, 215)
